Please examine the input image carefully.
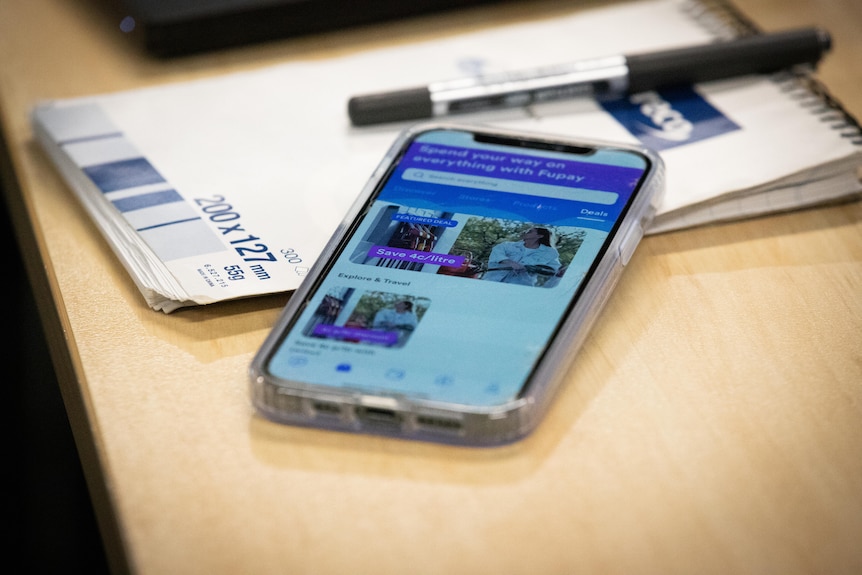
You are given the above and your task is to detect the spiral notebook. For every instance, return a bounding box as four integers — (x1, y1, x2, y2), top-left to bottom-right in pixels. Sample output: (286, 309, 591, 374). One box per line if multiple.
(31, 0, 862, 312)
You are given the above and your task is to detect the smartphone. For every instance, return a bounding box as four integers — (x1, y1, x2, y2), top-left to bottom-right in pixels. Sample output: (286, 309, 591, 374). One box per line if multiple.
(250, 123, 664, 446)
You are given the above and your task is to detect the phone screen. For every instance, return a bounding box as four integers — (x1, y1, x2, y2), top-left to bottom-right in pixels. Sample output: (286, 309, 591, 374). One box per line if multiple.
(262, 128, 650, 408)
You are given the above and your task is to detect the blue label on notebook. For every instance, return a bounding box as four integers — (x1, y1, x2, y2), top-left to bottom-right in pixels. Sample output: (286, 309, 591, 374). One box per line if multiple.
(600, 86, 739, 151)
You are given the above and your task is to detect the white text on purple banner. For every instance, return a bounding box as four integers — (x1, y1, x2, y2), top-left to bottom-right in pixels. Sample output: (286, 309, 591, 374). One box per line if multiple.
(369, 245, 465, 267)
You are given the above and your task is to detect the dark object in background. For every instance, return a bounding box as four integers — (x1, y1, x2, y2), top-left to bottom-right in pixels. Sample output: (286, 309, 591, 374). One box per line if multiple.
(3, 171, 109, 574)
(112, 0, 516, 57)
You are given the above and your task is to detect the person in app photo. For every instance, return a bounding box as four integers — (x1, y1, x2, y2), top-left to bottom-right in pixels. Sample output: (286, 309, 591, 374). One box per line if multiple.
(484, 226, 562, 286)
(372, 299, 419, 345)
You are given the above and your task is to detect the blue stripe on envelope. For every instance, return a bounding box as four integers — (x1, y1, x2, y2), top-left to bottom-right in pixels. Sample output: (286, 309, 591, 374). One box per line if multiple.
(49, 102, 230, 262)
(111, 189, 184, 212)
(139, 220, 226, 261)
(83, 157, 166, 192)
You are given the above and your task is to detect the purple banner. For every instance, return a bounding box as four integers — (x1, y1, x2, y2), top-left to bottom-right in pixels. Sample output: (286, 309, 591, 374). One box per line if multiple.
(368, 245, 465, 268)
(313, 324, 398, 346)
(401, 142, 643, 194)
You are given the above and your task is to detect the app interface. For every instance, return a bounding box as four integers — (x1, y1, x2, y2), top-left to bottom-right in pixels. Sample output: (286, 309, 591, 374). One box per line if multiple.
(266, 129, 648, 407)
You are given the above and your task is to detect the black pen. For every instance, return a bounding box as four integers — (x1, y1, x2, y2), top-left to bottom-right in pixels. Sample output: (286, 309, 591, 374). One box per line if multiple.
(347, 27, 831, 126)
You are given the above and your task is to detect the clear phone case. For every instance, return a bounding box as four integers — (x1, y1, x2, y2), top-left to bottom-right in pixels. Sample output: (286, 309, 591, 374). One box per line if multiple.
(249, 122, 665, 446)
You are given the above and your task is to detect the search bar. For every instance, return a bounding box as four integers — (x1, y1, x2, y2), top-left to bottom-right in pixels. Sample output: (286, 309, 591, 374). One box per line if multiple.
(402, 168, 618, 205)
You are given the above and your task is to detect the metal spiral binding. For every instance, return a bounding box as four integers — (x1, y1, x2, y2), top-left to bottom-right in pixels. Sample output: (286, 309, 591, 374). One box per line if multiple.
(679, 0, 862, 147)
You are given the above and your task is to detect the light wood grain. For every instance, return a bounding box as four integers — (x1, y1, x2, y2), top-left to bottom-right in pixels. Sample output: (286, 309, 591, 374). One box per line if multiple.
(1, 1, 860, 574)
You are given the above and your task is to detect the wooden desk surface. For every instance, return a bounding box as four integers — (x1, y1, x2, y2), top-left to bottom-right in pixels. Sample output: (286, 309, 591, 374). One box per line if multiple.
(2, 1, 860, 573)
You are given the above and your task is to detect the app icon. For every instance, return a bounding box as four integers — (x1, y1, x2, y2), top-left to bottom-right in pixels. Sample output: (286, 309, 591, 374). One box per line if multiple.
(434, 375, 455, 387)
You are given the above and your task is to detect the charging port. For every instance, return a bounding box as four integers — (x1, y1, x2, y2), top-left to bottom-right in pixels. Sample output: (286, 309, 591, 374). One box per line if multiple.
(356, 406, 402, 427)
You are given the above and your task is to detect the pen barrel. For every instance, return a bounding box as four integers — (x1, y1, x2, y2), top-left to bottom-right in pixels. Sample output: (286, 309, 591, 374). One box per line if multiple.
(348, 87, 432, 126)
(625, 27, 831, 93)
